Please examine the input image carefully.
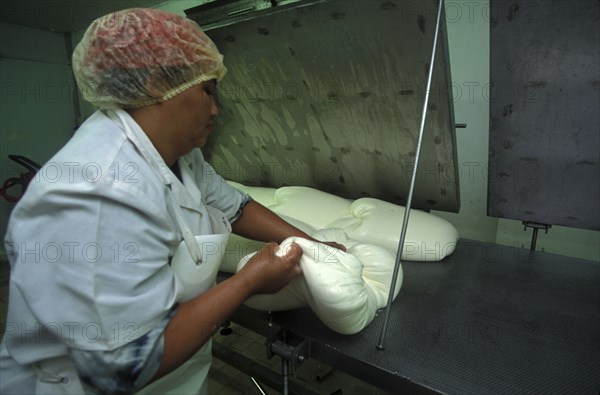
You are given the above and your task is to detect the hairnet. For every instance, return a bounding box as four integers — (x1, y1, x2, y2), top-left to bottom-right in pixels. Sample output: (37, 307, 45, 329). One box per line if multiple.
(72, 8, 226, 109)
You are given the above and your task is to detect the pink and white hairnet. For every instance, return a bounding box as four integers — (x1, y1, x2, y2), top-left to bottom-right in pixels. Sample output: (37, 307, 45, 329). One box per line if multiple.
(72, 8, 226, 109)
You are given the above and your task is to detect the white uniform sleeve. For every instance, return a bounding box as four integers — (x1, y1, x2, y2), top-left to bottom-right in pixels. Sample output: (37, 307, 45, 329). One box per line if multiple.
(69, 308, 176, 393)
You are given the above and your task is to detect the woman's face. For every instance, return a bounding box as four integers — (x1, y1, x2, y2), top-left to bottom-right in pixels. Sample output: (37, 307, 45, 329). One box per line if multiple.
(164, 79, 219, 155)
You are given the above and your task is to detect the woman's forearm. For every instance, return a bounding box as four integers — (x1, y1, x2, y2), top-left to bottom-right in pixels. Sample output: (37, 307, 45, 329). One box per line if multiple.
(231, 200, 311, 243)
(152, 274, 251, 380)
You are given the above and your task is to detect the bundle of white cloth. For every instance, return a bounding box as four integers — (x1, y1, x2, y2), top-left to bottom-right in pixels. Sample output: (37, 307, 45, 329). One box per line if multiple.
(221, 182, 459, 334)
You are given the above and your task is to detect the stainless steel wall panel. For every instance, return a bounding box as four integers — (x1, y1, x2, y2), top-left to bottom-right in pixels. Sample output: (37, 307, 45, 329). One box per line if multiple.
(188, 0, 460, 212)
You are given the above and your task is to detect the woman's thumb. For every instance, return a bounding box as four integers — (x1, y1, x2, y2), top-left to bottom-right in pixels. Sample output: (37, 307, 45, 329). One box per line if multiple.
(282, 242, 302, 262)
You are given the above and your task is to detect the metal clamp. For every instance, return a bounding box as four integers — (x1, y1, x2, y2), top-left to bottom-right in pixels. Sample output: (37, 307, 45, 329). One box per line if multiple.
(267, 329, 309, 395)
(267, 328, 309, 363)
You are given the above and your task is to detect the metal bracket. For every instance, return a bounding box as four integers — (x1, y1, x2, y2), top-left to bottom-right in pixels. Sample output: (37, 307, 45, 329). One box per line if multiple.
(212, 312, 319, 395)
(522, 221, 552, 252)
(267, 328, 309, 363)
(266, 328, 309, 395)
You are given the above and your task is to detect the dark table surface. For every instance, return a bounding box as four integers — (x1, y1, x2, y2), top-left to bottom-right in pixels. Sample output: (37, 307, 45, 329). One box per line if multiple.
(222, 239, 600, 394)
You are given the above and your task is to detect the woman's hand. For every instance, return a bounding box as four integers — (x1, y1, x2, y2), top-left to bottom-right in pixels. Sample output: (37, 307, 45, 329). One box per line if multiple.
(237, 242, 303, 295)
(156, 241, 302, 381)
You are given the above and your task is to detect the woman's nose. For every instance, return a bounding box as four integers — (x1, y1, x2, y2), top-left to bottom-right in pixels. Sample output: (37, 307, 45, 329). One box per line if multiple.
(210, 97, 219, 117)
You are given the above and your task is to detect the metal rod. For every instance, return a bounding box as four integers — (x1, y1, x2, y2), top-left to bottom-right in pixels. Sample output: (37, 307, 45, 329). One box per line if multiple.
(251, 377, 268, 395)
(377, 0, 445, 350)
(281, 329, 289, 395)
(282, 357, 289, 395)
(531, 227, 539, 251)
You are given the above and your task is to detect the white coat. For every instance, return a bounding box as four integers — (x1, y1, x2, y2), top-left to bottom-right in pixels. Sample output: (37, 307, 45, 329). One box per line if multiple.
(1, 109, 246, 394)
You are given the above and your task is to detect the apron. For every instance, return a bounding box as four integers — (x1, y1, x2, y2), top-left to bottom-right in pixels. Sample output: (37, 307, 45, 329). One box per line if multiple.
(137, 208, 230, 395)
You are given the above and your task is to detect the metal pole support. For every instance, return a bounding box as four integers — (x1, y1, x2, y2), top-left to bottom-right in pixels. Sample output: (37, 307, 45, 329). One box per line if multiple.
(377, 0, 446, 350)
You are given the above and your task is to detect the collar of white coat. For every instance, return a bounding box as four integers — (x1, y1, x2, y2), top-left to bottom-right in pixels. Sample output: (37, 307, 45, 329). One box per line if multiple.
(174, 156, 204, 211)
(105, 109, 204, 213)
(106, 109, 172, 186)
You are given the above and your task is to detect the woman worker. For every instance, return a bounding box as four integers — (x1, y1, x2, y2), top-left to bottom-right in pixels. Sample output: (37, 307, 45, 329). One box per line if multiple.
(0, 8, 343, 394)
